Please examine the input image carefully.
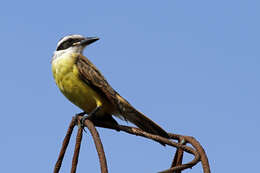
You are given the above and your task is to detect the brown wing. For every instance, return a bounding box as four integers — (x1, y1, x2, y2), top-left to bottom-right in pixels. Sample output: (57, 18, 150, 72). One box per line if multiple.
(75, 55, 118, 107)
(76, 55, 169, 142)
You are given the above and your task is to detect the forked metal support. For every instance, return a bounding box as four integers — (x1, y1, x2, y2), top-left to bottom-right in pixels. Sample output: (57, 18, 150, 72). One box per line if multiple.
(53, 116, 210, 173)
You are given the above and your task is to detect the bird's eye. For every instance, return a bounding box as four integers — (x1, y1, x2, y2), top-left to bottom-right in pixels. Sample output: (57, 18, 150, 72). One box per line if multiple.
(56, 39, 74, 51)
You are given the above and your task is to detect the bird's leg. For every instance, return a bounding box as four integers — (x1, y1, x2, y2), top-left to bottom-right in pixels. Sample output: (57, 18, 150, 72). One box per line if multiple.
(80, 106, 101, 129)
(75, 111, 86, 124)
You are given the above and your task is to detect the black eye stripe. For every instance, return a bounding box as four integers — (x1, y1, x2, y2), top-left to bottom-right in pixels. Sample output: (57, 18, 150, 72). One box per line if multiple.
(56, 38, 82, 51)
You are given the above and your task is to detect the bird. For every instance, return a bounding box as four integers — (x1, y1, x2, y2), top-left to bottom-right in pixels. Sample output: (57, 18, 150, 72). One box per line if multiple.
(51, 34, 169, 144)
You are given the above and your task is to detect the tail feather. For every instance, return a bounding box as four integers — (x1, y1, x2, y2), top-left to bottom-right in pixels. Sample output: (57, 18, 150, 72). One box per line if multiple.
(124, 108, 169, 139)
(116, 95, 169, 145)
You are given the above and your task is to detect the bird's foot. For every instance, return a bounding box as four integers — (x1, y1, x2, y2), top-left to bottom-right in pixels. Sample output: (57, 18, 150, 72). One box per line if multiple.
(78, 106, 102, 132)
(75, 111, 86, 124)
(79, 116, 90, 133)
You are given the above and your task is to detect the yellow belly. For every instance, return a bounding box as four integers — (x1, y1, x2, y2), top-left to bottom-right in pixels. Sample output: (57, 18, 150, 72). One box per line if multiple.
(52, 53, 111, 114)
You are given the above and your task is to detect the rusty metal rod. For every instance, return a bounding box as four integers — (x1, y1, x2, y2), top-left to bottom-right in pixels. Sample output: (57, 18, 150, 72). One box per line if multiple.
(55, 116, 210, 173)
(84, 119, 108, 173)
(54, 118, 76, 173)
(92, 120, 210, 173)
(86, 120, 207, 173)
(79, 117, 202, 173)
(171, 138, 186, 173)
(70, 127, 83, 173)
(184, 136, 211, 173)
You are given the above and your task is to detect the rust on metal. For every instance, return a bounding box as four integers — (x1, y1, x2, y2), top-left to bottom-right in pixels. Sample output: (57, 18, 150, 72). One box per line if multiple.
(170, 138, 186, 173)
(70, 127, 83, 173)
(53, 115, 211, 173)
(54, 117, 76, 173)
(84, 119, 108, 173)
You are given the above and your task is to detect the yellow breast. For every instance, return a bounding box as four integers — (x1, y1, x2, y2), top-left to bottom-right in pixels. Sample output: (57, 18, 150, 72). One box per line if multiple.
(52, 53, 109, 114)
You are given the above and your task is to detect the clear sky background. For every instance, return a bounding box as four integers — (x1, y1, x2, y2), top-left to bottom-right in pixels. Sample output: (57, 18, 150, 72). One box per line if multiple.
(1, 1, 259, 172)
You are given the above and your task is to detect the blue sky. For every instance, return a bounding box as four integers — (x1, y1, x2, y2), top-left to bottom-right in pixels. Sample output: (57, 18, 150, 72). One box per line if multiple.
(1, 0, 259, 172)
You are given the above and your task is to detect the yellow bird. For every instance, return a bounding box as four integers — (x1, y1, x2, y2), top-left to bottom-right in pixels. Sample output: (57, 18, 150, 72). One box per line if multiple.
(52, 34, 169, 144)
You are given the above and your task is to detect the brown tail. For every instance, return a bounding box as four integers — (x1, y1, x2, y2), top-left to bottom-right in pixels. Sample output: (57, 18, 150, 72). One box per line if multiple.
(116, 95, 169, 145)
(125, 108, 169, 138)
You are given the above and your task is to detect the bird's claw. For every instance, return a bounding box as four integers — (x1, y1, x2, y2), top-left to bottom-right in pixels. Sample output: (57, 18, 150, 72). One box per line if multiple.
(75, 106, 101, 133)
(80, 115, 89, 133)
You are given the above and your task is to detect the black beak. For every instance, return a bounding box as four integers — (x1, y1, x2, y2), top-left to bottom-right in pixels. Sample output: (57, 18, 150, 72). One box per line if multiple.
(80, 37, 99, 46)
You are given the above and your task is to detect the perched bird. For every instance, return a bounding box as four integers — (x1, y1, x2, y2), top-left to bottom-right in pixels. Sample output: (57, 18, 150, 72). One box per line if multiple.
(52, 34, 169, 144)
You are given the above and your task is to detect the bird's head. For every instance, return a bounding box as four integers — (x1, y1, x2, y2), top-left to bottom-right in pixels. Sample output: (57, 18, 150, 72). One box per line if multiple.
(53, 34, 99, 57)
